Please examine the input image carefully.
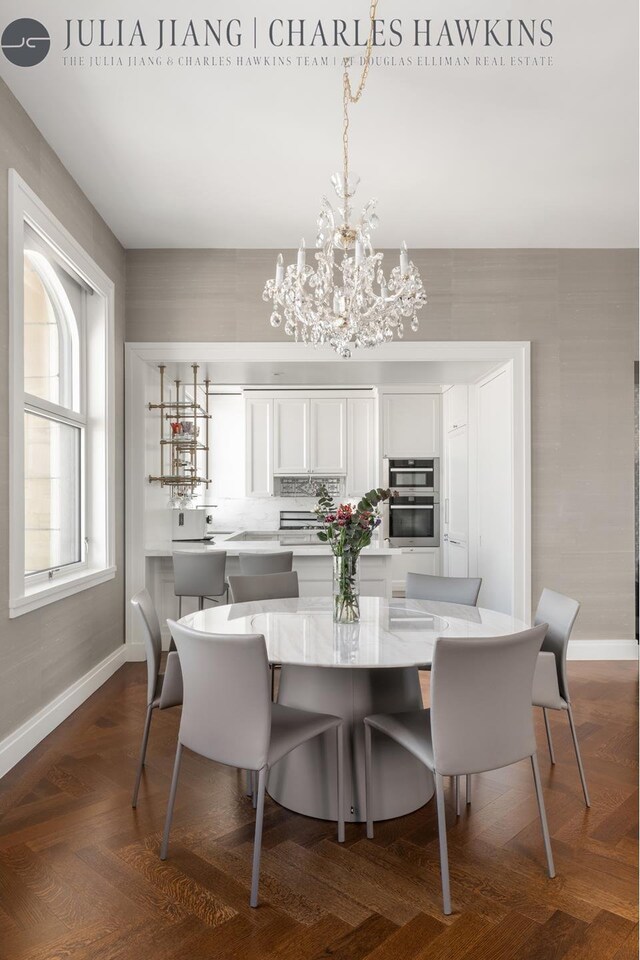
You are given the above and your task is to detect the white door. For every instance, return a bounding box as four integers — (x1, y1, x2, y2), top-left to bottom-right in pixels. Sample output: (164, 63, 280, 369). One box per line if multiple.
(273, 399, 309, 473)
(444, 424, 469, 576)
(446, 539, 469, 579)
(446, 426, 468, 544)
(446, 384, 468, 432)
(382, 393, 441, 458)
(245, 398, 273, 497)
(310, 398, 347, 474)
(477, 369, 513, 614)
(346, 398, 376, 495)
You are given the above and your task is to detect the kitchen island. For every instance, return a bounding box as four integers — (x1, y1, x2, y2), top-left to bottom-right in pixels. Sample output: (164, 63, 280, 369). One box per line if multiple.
(145, 532, 399, 645)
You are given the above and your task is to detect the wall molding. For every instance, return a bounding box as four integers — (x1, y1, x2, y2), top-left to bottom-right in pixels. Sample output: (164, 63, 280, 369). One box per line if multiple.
(0, 646, 126, 780)
(568, 639, 639, 661)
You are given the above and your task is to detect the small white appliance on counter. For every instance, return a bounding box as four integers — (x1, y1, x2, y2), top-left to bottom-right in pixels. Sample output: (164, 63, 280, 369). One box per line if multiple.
(171, 507, 216, 541)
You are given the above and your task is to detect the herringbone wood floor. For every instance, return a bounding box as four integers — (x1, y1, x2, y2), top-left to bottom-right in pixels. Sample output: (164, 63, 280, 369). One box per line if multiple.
(0, 661, 637, 960)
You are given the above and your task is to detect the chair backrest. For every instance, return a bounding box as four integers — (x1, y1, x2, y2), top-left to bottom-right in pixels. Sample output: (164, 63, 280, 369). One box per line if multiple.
(534, 588, 580, 703)
(131, 589, 162, 705)
(229, 570, 299, 604)
(406, 572, 482, 607)
(173, 551, 227, 599)
(430, 624, 548, 776)
(167, 620, 271, 770)
(239, 551, 294, 576)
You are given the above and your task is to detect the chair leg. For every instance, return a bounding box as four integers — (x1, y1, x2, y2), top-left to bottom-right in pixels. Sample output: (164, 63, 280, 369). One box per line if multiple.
(542, 708, 556, 764)
(466, 774, 472, 806)
(454, 776, 461, 817)
(178, 596, 182, 619)
(364, 722, 374, 839)
(251, 771, 257, 808)
(270, 666, 276, 702)
(132, 703, 154, 808)
(567, 704, 591, 807)
(435, 773, 452, 915)
(250, 767, 267, 908)
(245, 769, 253, 797)
(530, 753, 556, 878)
(336, 724, 345, 843)
(160, 742, 183, 860)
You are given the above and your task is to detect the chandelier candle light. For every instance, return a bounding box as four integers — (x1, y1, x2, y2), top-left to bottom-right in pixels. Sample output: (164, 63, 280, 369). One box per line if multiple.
(263, 0, 427, 358)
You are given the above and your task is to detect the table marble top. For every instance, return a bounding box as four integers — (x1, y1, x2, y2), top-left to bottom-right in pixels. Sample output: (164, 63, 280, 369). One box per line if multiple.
(180, 596, 530, 669)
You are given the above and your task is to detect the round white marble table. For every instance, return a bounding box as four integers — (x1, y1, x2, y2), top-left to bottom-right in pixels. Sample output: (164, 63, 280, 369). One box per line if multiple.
(181, 597, 530, 823)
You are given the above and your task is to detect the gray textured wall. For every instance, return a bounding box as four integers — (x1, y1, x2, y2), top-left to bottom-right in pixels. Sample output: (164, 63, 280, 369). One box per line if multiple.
(0, 80, 126, 743)
(127, 247, 638, 641)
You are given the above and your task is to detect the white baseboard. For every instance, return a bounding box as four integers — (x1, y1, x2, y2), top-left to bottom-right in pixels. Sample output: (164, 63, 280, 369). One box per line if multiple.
(568, 639, 639, 661)
(126, 643, 147, 662)
(0, 646, 127, 780)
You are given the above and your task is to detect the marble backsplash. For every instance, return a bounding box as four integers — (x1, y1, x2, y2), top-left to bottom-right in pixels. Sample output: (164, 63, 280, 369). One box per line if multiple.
(209, 496, 320, 531)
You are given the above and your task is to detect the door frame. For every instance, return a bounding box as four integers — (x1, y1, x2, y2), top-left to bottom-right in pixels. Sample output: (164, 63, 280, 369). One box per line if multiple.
(125, 340, 530, 658)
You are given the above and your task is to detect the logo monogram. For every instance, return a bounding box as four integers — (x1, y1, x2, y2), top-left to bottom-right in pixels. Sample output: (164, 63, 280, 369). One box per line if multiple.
(2, 18, 50, 66)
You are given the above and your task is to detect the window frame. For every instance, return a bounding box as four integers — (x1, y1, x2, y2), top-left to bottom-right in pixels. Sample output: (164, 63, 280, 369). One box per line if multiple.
(9, 170, 116, 617)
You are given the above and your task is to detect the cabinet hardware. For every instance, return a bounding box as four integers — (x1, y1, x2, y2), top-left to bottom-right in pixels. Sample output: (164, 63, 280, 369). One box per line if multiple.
(449, 538, 462, 545)
(390, 504, 434, 510)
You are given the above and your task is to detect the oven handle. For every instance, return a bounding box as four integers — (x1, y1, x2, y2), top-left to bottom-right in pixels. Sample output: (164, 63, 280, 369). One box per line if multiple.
(389, 467, 434, 472)
(390, 505, 434, 510)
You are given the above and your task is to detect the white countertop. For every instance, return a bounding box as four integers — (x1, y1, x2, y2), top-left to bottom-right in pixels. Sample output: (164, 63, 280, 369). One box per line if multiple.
(146, 531, 400, 557)
(179, 596, 530, 668)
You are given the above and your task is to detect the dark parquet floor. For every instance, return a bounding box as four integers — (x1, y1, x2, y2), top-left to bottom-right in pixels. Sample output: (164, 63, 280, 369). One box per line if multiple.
(0, 660, 637, 959)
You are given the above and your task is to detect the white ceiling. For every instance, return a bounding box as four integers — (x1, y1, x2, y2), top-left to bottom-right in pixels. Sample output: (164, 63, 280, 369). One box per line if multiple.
(156, 358, 502, 386)
(1, 0, 637, 249)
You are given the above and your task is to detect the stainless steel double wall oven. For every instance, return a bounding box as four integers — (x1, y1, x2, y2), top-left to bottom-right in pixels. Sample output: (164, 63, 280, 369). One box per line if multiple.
(382, 458, 440, 547)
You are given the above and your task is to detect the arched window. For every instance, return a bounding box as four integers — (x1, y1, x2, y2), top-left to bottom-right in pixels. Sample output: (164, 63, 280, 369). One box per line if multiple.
(23, 247, 84, 576)
(10, 171, 115, 617)
(23, 249, 80, 411)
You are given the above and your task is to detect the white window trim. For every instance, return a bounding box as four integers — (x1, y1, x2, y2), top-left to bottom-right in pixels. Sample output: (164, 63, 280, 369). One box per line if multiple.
(9, 169, 116, 617)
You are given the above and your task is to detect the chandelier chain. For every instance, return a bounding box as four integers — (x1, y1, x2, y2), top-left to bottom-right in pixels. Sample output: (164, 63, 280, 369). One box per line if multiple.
(342, 0, 379, 221)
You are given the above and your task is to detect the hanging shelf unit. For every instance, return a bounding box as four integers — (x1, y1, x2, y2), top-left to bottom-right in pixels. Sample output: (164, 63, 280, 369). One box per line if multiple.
(148, 363, 212, 500)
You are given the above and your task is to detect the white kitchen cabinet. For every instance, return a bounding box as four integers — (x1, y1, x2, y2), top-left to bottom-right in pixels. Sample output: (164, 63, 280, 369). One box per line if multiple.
(445, 538, 468, 579)
(309, 398, 346, 474)
(392, 548, 440, 594)
(382, 393, 441, 458)
(273, 398, 309, 474)
(346, 398, 376, 495)
(245, 398, 273, 497)
(445, 384, 468, 433)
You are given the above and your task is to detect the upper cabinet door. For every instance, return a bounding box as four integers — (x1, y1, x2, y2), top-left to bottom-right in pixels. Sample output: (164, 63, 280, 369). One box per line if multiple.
(445, 384, 468, 433)
(382, 394, 441, 458)
(346, 398, 375, 494)
(310, 398, 347, 474)
(273, 399, 309, 474)
(245, 398, 273, 497)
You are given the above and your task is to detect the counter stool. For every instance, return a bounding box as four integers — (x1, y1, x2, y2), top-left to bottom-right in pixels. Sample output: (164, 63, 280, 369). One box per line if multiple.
(173, 551, 228, 618)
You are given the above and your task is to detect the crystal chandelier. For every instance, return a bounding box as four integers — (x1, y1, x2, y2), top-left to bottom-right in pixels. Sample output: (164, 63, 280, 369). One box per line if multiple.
(263, 2, 426, 359)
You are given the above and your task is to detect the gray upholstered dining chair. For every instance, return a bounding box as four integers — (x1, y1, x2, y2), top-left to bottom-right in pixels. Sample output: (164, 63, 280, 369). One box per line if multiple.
(239, 551, 294, 575)
(228, 570, 299, 605)
(161, 620, 345, 907)
(173, 551, 228, 617)
(363, 624, 553, 915)
(407, 571, 483, 808)
(406, 572, 482, 607)
(130, 590, 183, 807)
(533, 588, 590, 807)
(228, 570, 300, 704)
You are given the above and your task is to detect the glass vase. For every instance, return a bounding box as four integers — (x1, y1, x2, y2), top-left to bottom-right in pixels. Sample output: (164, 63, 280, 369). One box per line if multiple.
(333, 553, 360, 624)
